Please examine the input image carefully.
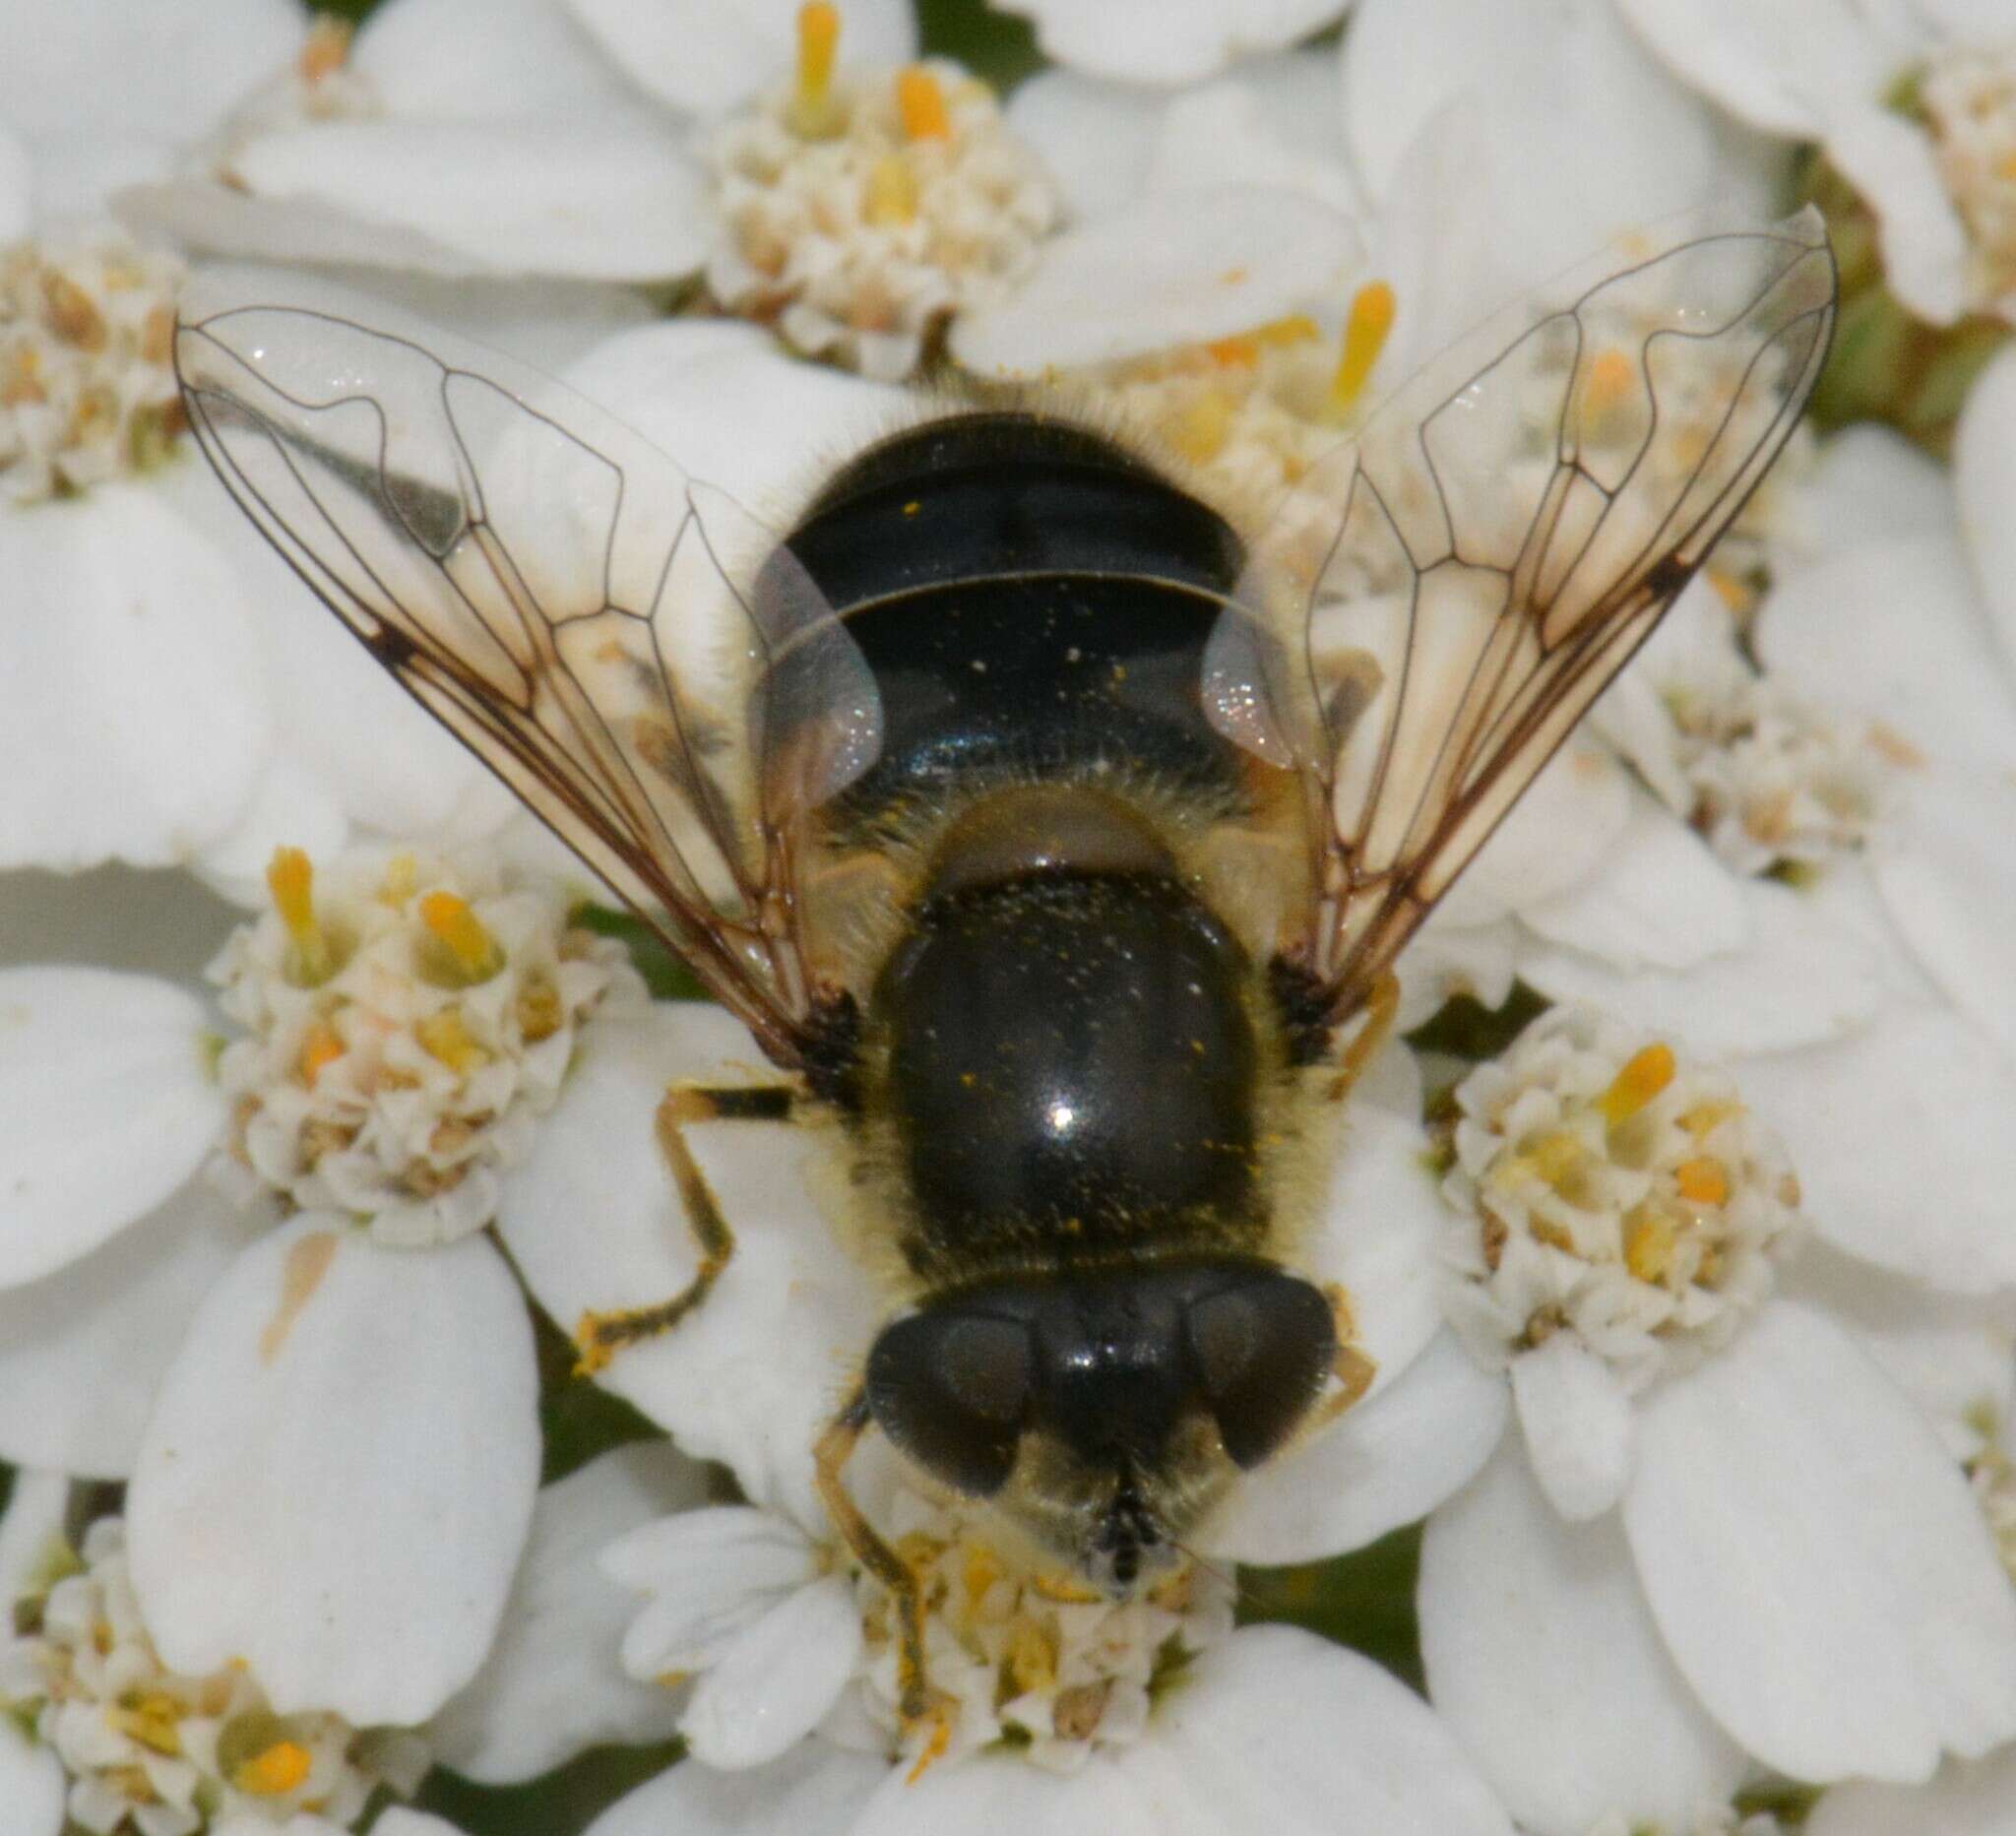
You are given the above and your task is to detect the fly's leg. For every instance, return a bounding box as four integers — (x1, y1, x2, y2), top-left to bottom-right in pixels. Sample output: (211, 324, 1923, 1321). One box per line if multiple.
(1306, 1282, 1377, 1433)
(816, 1386, 930, 1725)
(1326, 971, 1400, 1106)
(573, 1083, 794, 1374)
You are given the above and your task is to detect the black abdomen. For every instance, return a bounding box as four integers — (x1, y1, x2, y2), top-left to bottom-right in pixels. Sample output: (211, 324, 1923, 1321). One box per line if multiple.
(785, 413, 1250, 818)
(874, 870, 1263, 1285)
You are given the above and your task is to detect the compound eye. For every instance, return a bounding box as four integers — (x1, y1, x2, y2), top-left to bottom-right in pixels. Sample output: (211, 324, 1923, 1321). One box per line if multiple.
(865, 1309, 1035, 1497)
(1184, 1271, 1335, 1469)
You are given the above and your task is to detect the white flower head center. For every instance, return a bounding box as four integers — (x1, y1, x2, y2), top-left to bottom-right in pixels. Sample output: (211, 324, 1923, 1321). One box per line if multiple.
(1918, 41, 2016, 317)
(701, 6, 1059, 381)
(1093, 283, 1396, 505)
(1, 1517, 425, 1833)
(1440, 1009, 1806, 1392)
(210, 845, 643, 1247)
(861, 1488, 1233, 1775)
(0, 230, 186, 505)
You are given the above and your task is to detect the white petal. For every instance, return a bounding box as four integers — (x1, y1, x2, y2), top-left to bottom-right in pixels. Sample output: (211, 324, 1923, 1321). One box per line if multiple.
(1418, 1439, 1745, 1836)
(1392, 915, 1518, 1034)
(1784, 423, 1956, 570)
(1519, 877, 1885, 1057)
(949, 187, 1358, 377)
(116, 179, 485, 276)
(994, 0, 1350, 87)
(369, 1814, 472, 1836)
(1509, 1334, 1636, 1522)
(0, 0, 299, 144)
(1145, 60, 1359, 217)
(0, 486, 272, 870)
(1304, 1101, 1450, 1395)
(583, 1739, 887, 1836)
(128, 1215, 540, 1726)
(1203, 1328, 1510, 1565)
(1955, 344, 2016, 683)
(560, 319, 908, 520)
(225, 122, 709, 282)
(1825, 102, 1971, 326)
(0, 1717, 64, 1836)
(191, 751, 352, 910)
(1755, 532, 2016, 774)
(859, 1624, 1514, 1836)
(681, 1575, 863, 1770)
(606, 1508, 821, 1678)
(429, 1442, 709, 1784)
(0, 1175, 268, 1478)
(496, 1006, 883, 1525)
(1808, 1748, 2016, 1836)
(1784, 1242, 2013, 1462)
(565, 0, 915, 116)
(1518, 787, 1749, 972)
(0, 968, 222, 1287)
(0, 129, 28, 241)
(1438, 741, 1632, 932)
(0, 1470, 68, 1607)
(1612, 0, 1902, 139)
(0, 864, 239, 982)
(1005, 72, 1165, 222)
(321, 270, 660, 376)
(354, 0, 644, 123)
(1873, 767, 2016, 1062)
(1735, 1002, 2016, 1293)
(1623, 1299, 2016, 1782)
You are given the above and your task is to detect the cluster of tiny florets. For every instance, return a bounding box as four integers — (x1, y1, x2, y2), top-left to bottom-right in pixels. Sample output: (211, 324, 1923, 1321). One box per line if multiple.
(0, 231, 186, 504)
(1440, 1009, 1806, 1391)
(1919, 43, 2016, 318)
(210, 846, 643, 1246)
(702, 57, 1059, 380)
(1, 1518, 424, 1835)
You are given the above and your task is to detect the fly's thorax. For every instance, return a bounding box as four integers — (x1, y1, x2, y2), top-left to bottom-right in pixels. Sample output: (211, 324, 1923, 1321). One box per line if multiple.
(863, 1259, 1338, 1594)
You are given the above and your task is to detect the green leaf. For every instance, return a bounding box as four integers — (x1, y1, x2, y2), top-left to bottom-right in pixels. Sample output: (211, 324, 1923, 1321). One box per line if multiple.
(530, 1302, 667, 1488)
(410, 1740, 686, 1836)
(572, 905, 709, 1004)
(917, 0, 1044, 92)
(1237, 1523, 1426, 1692)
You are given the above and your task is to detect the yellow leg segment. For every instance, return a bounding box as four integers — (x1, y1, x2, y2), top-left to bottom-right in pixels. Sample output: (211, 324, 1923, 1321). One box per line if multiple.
(1326, 971, 1400, 1106)
(816, 1387, 931, 1724)
(574, 1082, 792, 1374)
(1308, 1282, 1377, 1432)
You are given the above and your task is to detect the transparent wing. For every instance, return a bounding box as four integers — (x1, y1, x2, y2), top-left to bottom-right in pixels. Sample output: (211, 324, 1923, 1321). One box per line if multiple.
(1204, 209, 1836, 1021)
(175, 270, 883, 1067)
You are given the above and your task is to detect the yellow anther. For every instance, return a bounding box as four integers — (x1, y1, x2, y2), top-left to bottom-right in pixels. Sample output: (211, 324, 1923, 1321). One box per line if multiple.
(1206, 333, 1259, 367)
(904, 1706, 952, 1784)
(418, 890, 504, 984)
(108, 1692, 183, 1755)
(896, 66, 951, 142)
(233, 1738, 312, 1797)
(788, 2, 844, 137)
(1678, 1099, 1736, 1141)
(961, 1541, 1004, 1610)
(296, 1022, 345, 1090)
(865, 155, 919, 226)
(1328, 280, 1396, 414)
(1030, 1569, 1102, 1604)
(267, 847, 334, 985)
(298, 14, 352, 83)
(1006, 1617, 1058, 1695)
(1623, 1204, 1677, 1283)
(1598, 1043, 1674, 1124)
(415, 1007, 490, 1076)
(1673, 1156, 1731, 1206)
(1170, 388, 1234, 465)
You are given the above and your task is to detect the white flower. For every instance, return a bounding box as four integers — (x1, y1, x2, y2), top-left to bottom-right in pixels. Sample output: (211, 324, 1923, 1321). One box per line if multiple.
(698, 18, 1060, 380)
(1, 1512, 428, 1834)
(1417, 1011, 2016, 1836)
(985, 0, 1354, 87)
(1618, 0, 2016, 323)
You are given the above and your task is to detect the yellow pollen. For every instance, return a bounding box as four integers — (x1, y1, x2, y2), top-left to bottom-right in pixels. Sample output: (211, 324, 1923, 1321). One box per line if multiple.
(296, 1022, 345, 1089)
(1673, 1157, 1730, 1206)
(1006, 1617, 1058, 1694)
(1598, 1043, 1674, 1124)
(896, 67, 951, 142)
(267, 847, 334, 985)
(418, 890, 504, 983)
(1624, 1205, 1677, 1283)
(107, 1692, 183, 1755)
(961, 1541, 1005, 1610)
(789, 3, 843, 138)
(1329, 280, 1396, 414)
(298, 14, 352, 83)
(233, 1738, 312, 1797)
(1169, 388, 1234, 464)
(415, 1007, 490, 1076)
(865, 155, 919, 226)
(905, 1707, 952, 1784)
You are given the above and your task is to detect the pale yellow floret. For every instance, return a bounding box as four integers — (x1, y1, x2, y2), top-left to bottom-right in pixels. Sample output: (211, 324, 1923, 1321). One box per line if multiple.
(896, 66, 952, 142)
(266, 846, 333, 985)
(789, 2, 844, 138)
(418, 889, 504, 984)
(865, 155, 919, 226)
(1598, 1041, 1675, 1124)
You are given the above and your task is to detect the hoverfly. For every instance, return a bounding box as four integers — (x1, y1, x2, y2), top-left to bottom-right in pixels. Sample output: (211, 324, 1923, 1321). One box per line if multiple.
(174, 209, 1836, 1717)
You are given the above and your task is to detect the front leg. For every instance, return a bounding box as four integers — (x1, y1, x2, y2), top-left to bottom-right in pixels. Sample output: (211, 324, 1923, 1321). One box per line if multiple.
(1305, 1282, 1377, 1433)
(574, 1081, 795, 1374)
(815, 1386, 931, 1725)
